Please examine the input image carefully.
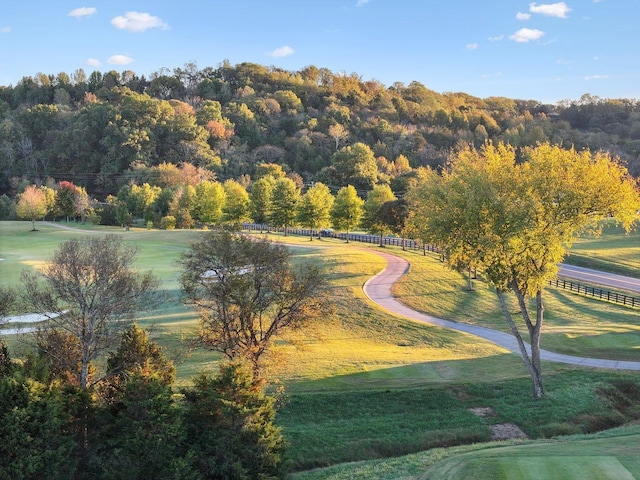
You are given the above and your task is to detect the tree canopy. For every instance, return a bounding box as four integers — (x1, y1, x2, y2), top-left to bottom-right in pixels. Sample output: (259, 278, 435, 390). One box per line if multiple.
(407, 142, 640, 397)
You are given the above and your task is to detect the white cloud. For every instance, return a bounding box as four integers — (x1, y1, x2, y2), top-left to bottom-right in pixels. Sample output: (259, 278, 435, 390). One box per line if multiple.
(529, 2, 572, 18)
(69, 7, 97, 18)
(111, 12, 168, 32)
(510, 28, 545, 42)
(86, 58, 101, 67)
(466, 43, 479, 50)
(516, 12, 532, 20)
(107, 54, 134, 65)
(585, 74, 608, 80)
(356, 0, 371, 5)
(488, 35, 504, 41)
(267, 46, 294, 58)
(0, 26, 11, 33)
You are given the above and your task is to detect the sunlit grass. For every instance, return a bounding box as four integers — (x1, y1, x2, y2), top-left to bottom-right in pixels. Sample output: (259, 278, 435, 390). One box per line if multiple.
(567, 221, 640, 278)
(387, 246, 640, 361)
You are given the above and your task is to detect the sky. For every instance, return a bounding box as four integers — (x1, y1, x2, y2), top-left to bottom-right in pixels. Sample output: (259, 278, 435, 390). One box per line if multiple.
(1, 0, 639, 104)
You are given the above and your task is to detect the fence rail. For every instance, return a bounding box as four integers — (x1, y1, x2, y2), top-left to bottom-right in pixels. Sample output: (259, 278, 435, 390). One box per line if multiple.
(242, 223, 639, 309)
(548, 278, 640, 309)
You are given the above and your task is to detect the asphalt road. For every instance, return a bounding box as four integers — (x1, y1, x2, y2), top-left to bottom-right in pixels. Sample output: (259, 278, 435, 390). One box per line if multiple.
(364, 252, 640, 371)
(559, 264, 640, 294)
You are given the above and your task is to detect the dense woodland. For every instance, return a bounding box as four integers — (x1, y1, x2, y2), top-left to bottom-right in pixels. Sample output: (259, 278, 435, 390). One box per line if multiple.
(2, 60, 640, 207)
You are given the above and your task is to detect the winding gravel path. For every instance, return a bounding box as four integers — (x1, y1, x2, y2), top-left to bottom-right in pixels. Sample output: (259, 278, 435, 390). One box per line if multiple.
(363, 251, 640, 371)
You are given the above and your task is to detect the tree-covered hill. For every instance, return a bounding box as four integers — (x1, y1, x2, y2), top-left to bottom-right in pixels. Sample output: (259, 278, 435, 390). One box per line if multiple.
(1, 61, 639, 199)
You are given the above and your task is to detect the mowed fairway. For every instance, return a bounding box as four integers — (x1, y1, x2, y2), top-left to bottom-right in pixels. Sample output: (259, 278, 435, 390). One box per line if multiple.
(423, 431, 640, 480)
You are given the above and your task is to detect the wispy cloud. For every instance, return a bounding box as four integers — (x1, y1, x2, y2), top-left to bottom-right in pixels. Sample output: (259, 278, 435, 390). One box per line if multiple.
(111, 12, 168, 32)
(86, 58, 101, 67)
(69, 7, 96, 18)
(529, 2, 572, 18)
(585, 74, 608, 80)
(267, 46, 294, 58)
(510, 28, 545, 42)
(107, 54, 134, 65)
(466, 43, 479, 50)
(356, 0, 371, 6)
(0, 26, 11, 33)
(488, 35, 504, 41)
(516, 12, 531, 20)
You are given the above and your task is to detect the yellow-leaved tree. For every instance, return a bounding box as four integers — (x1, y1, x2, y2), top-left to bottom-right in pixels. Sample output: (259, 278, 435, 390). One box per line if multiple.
(407, 143, 640, 398)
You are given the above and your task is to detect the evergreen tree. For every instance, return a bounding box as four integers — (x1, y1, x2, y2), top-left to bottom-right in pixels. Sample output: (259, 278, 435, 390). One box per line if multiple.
(182, 361, 287, 479)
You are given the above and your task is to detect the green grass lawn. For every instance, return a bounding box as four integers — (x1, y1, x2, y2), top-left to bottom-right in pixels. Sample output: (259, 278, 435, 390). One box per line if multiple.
(422, 428, 640, 480)
(291, 426, 640, 480)
(3, 221, 640, 478)
(565, 221, 640, 278)
(388, 246, 640, 362)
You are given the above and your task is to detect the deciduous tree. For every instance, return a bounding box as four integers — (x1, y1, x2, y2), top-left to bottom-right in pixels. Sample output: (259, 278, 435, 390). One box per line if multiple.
(297, 182, 334, 240)
(21, 235, 163, 388)
(330, 185, 364, 242)
(16, 184, 47, 230)
(222, 179, 250, 228)
(249, 175, 276, 229)
(407, 143, 640, 398)
(179, 232, 328, 374)
(269, 177, 300, 236)
(361, 184, 396, 246)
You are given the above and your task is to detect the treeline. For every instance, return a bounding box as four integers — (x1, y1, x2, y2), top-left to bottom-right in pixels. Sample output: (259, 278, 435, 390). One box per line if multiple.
(2, 61, 640, 203)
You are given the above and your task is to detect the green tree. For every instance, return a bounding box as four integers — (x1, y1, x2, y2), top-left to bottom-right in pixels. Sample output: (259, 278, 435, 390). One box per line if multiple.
(0, 370, 76, 479)
(21, 235, 163, 388)
(105, 323, 176, 389)
(297, 182, 334, 240)
(249, 175, 276, 229)
(331, 142, 379, 190)
(330, 185, 364, 242)
(407, 143, 640, 398)
(55, 181, 78, 221)
(93, 325, 187, 480)
(361, 184, 397, 246)
(16, 185, 47, 230)
(193, 179, 225, 225)
(181, 361, 287, 479)
(376, 198, 409, 250)
(222, 179, 250, 228)
(179, 232, 328, 374)
(269, 177, 300, 236)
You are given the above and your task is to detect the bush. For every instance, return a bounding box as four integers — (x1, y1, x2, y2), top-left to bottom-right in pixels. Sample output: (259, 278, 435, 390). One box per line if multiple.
(160, 215, 176, 230)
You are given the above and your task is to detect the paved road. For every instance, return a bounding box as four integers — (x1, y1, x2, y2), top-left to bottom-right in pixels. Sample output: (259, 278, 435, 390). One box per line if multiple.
(559, 263, 640, 294)
(364, 252, 640, 371)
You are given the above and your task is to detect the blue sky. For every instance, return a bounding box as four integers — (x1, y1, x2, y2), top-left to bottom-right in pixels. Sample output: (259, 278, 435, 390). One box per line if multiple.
(1, 1, 638, 104)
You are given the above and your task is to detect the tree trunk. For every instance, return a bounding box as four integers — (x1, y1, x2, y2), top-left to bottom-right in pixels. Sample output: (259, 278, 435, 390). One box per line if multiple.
(496, 289, 544, 398)
(514, 286, 544, 398)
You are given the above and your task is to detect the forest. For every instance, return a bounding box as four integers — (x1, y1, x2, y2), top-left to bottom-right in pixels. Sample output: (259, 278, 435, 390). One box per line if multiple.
(1, 60, 640, 209)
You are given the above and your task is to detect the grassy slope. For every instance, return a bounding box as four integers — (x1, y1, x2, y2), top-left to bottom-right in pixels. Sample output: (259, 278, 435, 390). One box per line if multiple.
(389, 246, 640, 362)
(3, 221, 640, 477)
(291, 426, 640, 480)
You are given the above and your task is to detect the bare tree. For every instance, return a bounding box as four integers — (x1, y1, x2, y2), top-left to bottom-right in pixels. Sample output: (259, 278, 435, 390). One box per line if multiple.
(21, 235, 163, 388)
(179, 231, 329, 375)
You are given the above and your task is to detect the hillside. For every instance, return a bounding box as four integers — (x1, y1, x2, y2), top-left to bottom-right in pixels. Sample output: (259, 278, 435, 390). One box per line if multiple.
(1, 61, 640, 201)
